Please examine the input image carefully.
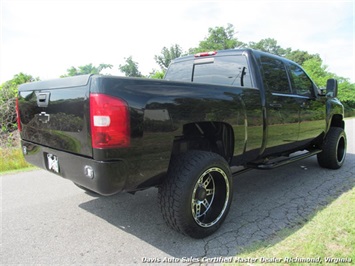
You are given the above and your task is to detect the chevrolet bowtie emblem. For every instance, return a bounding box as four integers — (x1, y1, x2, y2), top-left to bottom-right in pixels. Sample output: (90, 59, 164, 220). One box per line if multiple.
(38, 112, 50, 123)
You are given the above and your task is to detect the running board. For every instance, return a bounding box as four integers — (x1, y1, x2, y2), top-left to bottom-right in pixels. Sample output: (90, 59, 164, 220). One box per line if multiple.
(247, 149, 322, 170)
(231, 166, 253, 177)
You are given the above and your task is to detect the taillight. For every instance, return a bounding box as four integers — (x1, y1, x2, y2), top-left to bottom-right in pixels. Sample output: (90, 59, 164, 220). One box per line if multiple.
(16, 98, 22, 132)
(90, 93, 130, 149)
(194, 51, 217, 57)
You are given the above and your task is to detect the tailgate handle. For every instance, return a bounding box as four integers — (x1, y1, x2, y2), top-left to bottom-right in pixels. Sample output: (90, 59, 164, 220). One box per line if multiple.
(37, 92, 50, 107)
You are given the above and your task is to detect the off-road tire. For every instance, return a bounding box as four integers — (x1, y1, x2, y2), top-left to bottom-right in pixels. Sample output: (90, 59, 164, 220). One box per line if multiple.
(317, 127, 347, 169)
(158, 151, 233, 238)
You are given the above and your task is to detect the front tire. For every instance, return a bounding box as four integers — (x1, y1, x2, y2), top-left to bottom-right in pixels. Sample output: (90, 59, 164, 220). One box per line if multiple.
(317, 127, 347, 169)
(158, 151, 233, 238)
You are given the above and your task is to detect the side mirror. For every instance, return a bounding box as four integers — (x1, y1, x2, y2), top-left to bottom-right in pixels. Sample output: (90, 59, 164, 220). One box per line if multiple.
(326, 78, 338, 98)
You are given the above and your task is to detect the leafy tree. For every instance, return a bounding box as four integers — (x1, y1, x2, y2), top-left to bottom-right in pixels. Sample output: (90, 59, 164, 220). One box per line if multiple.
(149, 69, 165, 79)
(61, 63, 113, 77)
(247, 38, 290, 57)
(245, 38, 320, 65)
(119, 56, 143, 77)
(0, 73, 38, 134)
(0, 73, 37, 104)
(154, 44, 183, 70)
(302, 57, 355, 109)
(302, 57, 331, 87)
(285, 49, 321, 66)
(190, 23, 245, 53)
(336, 77, 355, 106)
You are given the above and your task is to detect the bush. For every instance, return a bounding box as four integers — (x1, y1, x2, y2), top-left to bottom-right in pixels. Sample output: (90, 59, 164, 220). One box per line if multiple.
(0, 73, 37, 148)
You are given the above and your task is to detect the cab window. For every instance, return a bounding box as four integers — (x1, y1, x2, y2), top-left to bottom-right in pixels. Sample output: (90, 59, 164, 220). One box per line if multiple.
(288, 63, 314, 97)
(260, 56, 291, 94)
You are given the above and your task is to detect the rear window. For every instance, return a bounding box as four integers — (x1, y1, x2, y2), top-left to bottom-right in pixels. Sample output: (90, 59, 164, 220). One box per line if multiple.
(165, 60, 193, 82)
(165, 55, 252, 87)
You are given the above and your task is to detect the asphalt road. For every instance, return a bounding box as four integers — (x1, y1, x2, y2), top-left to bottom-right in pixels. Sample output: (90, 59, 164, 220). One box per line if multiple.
(1, 118, 355, 265)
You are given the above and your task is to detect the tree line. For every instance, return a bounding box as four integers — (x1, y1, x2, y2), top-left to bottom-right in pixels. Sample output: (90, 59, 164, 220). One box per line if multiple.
(1, 23, 355, 141)
(60, 23, 355, 108)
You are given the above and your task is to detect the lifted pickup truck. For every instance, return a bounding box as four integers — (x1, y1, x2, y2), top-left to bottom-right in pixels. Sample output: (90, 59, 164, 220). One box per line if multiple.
(17, 49, 346, 238)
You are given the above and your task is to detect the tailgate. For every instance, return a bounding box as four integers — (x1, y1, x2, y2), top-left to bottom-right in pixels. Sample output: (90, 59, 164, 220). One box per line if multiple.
(18, 75, 92, 157)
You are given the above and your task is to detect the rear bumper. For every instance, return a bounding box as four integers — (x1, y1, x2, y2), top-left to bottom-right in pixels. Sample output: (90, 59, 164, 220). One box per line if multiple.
(21, 140, 129, 196)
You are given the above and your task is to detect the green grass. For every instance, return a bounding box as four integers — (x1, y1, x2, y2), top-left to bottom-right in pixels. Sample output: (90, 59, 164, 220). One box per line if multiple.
(234, 187, 355, 265)
(0, 147, 33, 173)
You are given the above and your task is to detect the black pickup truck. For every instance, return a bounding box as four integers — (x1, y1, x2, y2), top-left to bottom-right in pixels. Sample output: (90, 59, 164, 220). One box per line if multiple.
(17, 49, 346, 238)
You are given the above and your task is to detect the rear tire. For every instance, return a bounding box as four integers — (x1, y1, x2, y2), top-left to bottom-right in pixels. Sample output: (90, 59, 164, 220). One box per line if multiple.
(158, 151, 233, 238)
(317, 127, 347, 169)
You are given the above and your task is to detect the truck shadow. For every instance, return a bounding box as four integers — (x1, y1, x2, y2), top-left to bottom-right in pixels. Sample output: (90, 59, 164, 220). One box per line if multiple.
(79, 153, 355, 258)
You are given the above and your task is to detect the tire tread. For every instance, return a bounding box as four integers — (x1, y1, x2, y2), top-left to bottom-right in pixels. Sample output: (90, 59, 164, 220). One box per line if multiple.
(317, 127, 346, 169)
(158, 151, 232, 238)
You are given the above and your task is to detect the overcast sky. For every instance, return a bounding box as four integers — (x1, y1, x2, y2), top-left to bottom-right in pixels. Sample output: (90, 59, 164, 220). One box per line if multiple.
(1, 0, 354, 83)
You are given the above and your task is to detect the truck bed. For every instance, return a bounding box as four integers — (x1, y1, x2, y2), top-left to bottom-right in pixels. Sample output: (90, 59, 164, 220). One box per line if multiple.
(18, 74, 263, 194)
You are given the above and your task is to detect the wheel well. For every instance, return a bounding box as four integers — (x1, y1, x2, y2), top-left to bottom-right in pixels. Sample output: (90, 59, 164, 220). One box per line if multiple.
(172, 122, 234, 163)
(330, 114, 344, 129)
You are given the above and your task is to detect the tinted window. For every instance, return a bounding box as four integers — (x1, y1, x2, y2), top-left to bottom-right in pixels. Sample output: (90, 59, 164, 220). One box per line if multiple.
(165, 55, 252, 87)
(288, 63, 314, 96)
(193, 55, 252, 87)
(261, 56, 290, 93)
(165, 60, 193, 82)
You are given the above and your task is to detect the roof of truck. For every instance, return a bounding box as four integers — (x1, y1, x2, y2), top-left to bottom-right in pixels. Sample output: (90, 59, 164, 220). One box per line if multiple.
(171, 48, 297, 66)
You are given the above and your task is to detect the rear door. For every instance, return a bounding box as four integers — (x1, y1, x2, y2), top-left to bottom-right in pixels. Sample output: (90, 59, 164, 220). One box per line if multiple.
(18, 75, 92, 157)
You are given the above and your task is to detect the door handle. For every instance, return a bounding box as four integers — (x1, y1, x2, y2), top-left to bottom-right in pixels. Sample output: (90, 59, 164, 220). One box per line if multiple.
(37, 92, 50, 108)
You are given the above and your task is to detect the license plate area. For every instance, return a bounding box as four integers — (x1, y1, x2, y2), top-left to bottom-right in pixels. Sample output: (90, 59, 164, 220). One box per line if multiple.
(45, 153, 60, 173)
